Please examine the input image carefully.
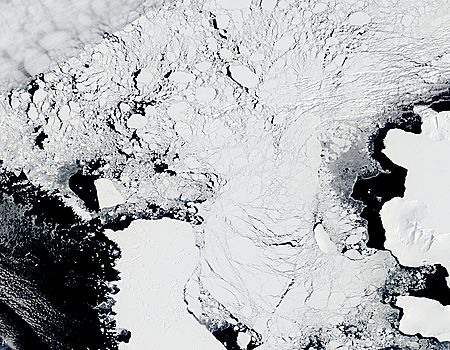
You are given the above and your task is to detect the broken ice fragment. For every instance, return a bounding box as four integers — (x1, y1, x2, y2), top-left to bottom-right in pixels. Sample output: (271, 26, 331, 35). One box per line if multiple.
(237, 332, 251, 349)
(219, 48, 233, 59)
(217, 0, 251, 10)
(167, 101, 189, 121)
(261, 0, 277, 11)
(344, 249, 363, 260)
(313, 223, 338, 255)
(215, 14, 230, 29)
(345, 233, 362, 245)
(169, 71, 195, 83)
(94, 178, 125, 209)
(348, 11, 371, 26)
(195, 86, 216, 103)
(228, 65, 259, 88)
(136, 68, 155, 85)
(195, 61, 212, 72)
(274, 34, 295, 52)
(32, 88, 47, 104)
(58, 105, 70, 121)
(127, 114, 147, 129)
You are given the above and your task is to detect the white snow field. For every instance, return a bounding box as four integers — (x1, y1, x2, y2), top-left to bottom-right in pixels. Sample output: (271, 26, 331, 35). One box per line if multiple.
(382, 107, 450, 340)
(397, 296, 450, 342)
(107, 219, 224, 350)
(1, 0, 450, 348)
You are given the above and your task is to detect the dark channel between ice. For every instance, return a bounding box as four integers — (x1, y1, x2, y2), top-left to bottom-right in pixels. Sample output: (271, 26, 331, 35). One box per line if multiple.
(351, 110, 422, 250)
(351, 96, 450, 337)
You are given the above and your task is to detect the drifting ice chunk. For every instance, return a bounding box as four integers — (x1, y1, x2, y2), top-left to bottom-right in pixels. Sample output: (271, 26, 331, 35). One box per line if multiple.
(127, 114, 147, 129)
(314, 223, 338, 255)
(218, 0, 251, 10)
(195, 86, 216, 103)
(169, 71, 195, 83)
(237, 332, 251, 349)
(94, 178, 125, 209)
(349, 11, 371, 26)
(228, 65, 259, 88)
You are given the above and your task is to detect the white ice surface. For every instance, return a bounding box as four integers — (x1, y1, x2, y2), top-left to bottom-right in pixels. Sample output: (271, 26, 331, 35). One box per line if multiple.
(107, 219, 224, 350)
(397, 296, 450, 341)
(2, 0, 450, 348)
(94, 178, 125, 209)
(382, 110, 450, 275)
(228, 65, 259, 88)
(313, 224, 338, 255)
(348, 12, 371, 26)
(382, 109, 450, 339)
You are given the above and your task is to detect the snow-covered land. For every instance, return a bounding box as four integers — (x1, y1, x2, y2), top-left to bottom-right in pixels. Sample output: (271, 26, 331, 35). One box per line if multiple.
(0, 0, 450, 349)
